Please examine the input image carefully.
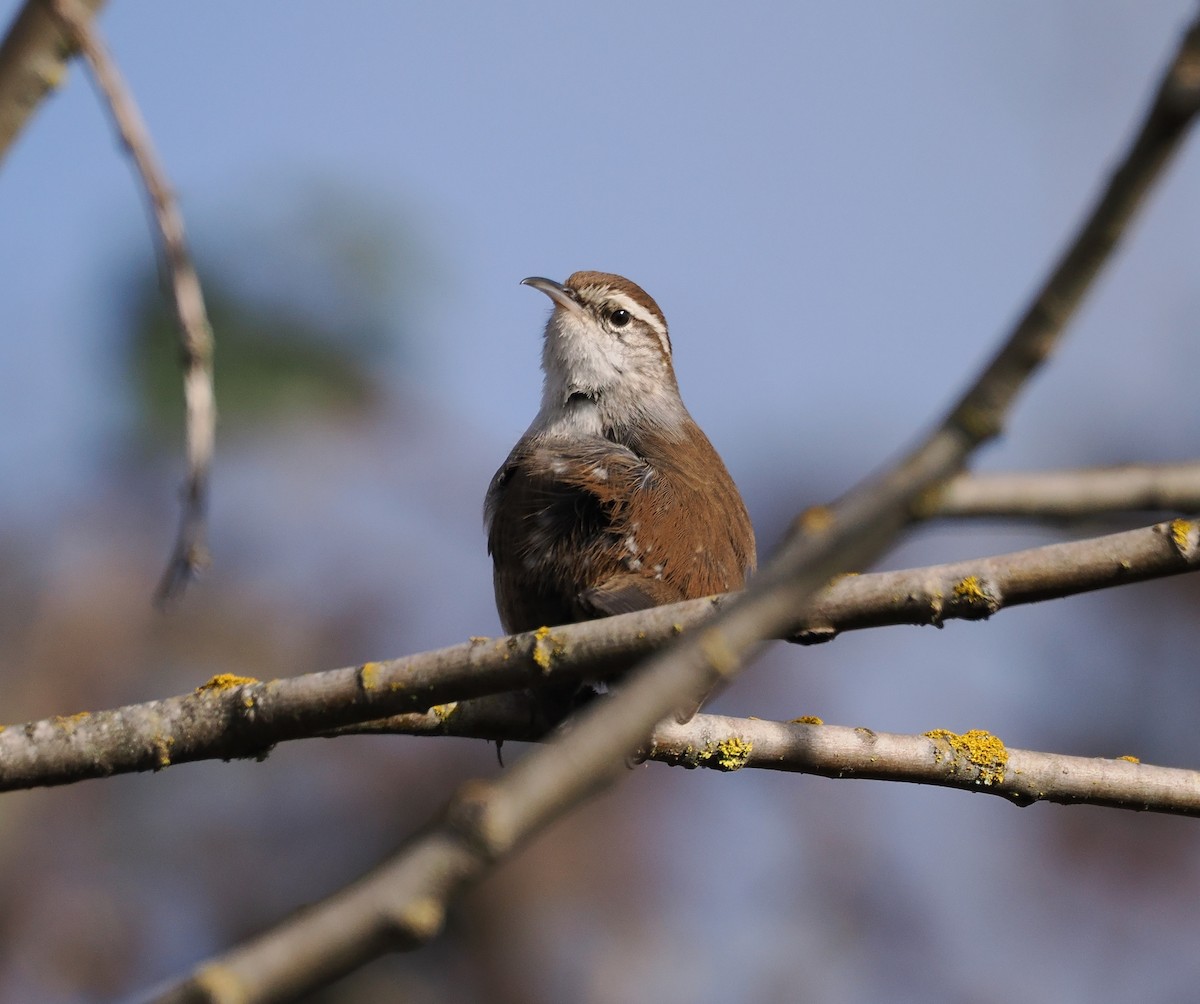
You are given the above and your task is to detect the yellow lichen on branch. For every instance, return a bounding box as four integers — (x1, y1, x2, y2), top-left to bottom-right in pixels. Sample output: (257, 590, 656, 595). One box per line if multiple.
(951, 575, 999, 617)
(1169, 517, 1196, 555)
(694, 736, 754, 771)
(358, 662, 384, 691)
(196, 674, 259, 694)
(924, 728, 1008, 786)
(153, 733, 174, 768)
(531, 626, 565, 672)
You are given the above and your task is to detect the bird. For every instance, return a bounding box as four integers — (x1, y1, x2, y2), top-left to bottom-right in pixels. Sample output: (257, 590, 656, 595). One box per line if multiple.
(485, 271, 756, 721)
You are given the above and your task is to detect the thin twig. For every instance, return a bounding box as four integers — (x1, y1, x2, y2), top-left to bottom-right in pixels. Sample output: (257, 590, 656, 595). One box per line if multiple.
(1, 517, 1195, 794)
(156, 16, 1200, 1003)
(338, 709, 1200, 817)
(0, 0, 108, 163)
(51, 0, 215, 604)
(650, 715, 1200, 816)
(929, 461, 1200, 519)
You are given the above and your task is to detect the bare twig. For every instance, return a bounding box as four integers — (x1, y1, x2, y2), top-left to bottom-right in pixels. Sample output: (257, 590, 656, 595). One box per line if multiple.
(156, 16, 1200, 1004)
(340, 709, 1200, 818)
(51, 0, 215, 604)
(0, 0, 107, 163)
(650, 715, 1200, 816)
(1, 518, 1195, 794)
(929, 461, 1200, 519)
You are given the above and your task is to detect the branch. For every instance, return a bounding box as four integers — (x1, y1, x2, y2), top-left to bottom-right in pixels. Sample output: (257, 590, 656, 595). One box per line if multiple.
(652, 716, 1200, 816)
(929, 461, 1200, 519)
(787, 515, 1200, 641)
(340, 708, 1200, 818)
(155, 16, 1200, 1002)
(0, 0, 107, 163)
(3, 517, 1195, 793)
(50, 0, 216, 604)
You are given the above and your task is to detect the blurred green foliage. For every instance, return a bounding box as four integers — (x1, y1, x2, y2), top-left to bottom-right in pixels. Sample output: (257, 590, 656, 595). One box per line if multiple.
(120, 185, 422, 446)
(128, 278, 381, 438)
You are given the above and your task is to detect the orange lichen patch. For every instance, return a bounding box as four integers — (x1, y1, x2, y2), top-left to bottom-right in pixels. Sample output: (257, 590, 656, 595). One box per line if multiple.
(1118, 754, 1141, 764)
(193, 963, 244, 1002)
(924, 728, 1008, 786)
(697, 736, 753, 771)
(531, 626, 565, 672)
(1169, 518, 1195, 555)
(698, 628, 739, 676)
(52, 711, 91, 730)
(196, 673, 259, 694)
(791, 715, 824, 725)
(358, 662, 383, 691)
(398, 895, 447, 941)
(796, 504, 834, 535)
(950, 575, 1000, 618)
(360, 662, 406, 694)
(954, 575, 985, 600)
(153, 734, 174, 769)
(431, 702, 458, 723)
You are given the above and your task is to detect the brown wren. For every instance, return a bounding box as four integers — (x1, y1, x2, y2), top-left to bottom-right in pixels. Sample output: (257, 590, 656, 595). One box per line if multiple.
(485, 271, 756, 708)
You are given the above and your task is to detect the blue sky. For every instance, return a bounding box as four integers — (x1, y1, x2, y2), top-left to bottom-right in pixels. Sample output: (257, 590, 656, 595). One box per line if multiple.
(3, 2, 1197, 524)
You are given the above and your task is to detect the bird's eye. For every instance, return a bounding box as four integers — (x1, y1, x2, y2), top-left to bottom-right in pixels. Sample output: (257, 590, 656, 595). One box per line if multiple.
(609, 309, 631, 328)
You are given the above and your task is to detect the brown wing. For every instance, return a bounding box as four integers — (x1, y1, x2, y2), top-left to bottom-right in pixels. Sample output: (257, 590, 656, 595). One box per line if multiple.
(486, 423, 756, 633)
(485, 437, 652, 633)
(622, 420, 757, 600)
(578, 572, 686, 618)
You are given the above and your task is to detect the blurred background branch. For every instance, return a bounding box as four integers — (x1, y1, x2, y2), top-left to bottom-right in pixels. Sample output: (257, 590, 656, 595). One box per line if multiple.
(930, 461, 1200, 519)
(50, 0, 215, 602)
(0, 0, 105, 161)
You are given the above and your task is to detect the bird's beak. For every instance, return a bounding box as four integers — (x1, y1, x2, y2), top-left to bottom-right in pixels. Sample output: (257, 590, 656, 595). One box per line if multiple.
(522, 276, 584, 316)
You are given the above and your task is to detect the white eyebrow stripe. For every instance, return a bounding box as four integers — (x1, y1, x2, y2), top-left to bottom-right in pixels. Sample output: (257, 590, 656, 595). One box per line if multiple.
(607, 292, 671, 358)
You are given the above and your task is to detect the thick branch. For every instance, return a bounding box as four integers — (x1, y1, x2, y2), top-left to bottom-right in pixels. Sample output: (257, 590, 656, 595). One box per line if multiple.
(2, 518, 1195, 793)
(51, 0, 216, 603)
(930, 461, 1200, 519)
(0, 0, 107, 163)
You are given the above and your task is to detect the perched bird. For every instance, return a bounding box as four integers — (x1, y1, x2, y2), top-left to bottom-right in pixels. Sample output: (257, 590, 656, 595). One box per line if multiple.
(485, 271, 756, 719)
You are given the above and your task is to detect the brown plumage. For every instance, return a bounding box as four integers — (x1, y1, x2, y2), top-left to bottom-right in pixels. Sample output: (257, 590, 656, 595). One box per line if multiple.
(487, 420, 755, 633)
(486, 271, 756, 644)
